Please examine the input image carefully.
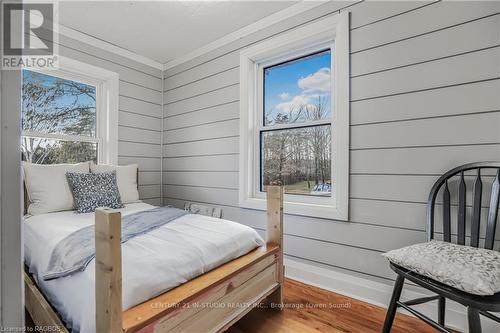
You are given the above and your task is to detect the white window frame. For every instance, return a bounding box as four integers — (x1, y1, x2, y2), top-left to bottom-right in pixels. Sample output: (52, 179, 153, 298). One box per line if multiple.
(239, 12, 349, 220)
(22, 56, 119, 164)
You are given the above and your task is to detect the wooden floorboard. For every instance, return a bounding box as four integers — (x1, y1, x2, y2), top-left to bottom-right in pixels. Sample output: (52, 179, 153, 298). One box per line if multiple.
(25, 278, 441, 332)
(227, 278, 440, 333)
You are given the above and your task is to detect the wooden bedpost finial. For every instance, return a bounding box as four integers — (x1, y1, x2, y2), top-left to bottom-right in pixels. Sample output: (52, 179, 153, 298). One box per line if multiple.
(95, 208, 123, 333)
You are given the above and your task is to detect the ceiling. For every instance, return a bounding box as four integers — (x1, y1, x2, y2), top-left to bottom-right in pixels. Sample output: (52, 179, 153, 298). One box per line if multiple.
(59, 1, 298, 64)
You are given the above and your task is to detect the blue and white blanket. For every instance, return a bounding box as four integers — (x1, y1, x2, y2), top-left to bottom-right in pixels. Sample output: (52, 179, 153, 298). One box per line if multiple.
(43, 206, 187, 280)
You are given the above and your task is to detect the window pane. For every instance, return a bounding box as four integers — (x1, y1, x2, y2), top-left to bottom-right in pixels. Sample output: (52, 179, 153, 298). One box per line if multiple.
(264, 50, 331, 126)
(261, 125, 331, 196)
(22, 69, 96, 137)
(21, 137, 97, 164)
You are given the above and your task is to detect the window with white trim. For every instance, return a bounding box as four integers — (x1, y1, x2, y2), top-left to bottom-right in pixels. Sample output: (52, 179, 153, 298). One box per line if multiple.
(21, 57, 119, 165)
(239, 13, 350, 220)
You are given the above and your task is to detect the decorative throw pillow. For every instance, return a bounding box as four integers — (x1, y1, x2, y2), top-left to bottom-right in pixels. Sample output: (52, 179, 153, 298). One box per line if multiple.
(66, 171, 124, 213)
(184, 202, 222, 218)
(90, 163, 140, 204)
(383, 240, 500, 296)
(23, 162, 90, 215)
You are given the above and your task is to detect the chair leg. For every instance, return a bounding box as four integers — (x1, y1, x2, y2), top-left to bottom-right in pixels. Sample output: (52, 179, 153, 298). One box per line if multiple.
(382, 275, 405, 333)
(467, 307, 482, 333)
(438, 296, 445, 326)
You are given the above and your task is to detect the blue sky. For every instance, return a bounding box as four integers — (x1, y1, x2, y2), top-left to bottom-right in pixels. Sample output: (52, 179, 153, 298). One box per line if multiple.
(264, 50, 331, 125)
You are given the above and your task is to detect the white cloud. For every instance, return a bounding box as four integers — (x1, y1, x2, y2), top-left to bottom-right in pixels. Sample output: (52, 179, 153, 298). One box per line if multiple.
(298, 67, 331, 93)
(270, 68, 330, 116)
(275, 94, 313, 112)
(278, 92, 290, 100)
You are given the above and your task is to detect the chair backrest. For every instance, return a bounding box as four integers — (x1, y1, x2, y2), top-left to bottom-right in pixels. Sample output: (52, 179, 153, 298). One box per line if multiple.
(427, 162, 500, 250)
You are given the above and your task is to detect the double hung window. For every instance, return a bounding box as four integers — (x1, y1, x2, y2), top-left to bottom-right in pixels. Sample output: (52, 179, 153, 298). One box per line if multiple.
(239, 13, 349, 220)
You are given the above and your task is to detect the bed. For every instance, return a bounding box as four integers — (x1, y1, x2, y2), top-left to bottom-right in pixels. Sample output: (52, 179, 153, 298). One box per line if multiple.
(24, 184, 284, 333)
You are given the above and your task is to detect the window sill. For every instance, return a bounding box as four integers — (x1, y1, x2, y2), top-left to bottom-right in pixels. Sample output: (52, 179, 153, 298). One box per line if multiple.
(239, 196, 348, 221)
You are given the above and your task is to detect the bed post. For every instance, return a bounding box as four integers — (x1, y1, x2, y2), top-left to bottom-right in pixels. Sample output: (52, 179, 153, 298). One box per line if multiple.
(266, 186, 284, 307)
(95, 208, 123, 333)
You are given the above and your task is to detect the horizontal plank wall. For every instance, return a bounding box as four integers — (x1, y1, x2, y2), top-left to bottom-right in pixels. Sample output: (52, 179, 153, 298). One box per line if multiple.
(55, 34, 163, 205)
(162, 0, 500, 285)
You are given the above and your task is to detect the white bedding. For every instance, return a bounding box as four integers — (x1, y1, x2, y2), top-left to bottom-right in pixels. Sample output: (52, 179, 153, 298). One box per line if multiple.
(24, 202, 264, 333)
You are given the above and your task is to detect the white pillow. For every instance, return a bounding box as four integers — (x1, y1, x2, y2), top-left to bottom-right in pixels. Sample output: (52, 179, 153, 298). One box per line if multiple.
(23, 162, 90, 215)
(90, 163, 139, 204)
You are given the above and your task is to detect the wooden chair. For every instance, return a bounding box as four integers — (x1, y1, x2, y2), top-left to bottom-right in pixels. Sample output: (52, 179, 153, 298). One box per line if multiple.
(382, 162, 500, 333)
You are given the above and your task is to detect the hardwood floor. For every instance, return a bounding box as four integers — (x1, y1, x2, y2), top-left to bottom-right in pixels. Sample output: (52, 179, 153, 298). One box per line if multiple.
(228, 279, 439, 333)
(25, 278, 440, 332)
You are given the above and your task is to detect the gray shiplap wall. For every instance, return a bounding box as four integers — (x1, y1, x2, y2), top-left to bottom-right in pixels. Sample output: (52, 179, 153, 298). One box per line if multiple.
(162, 1, 500, 285)
(54, 34, 163, 205)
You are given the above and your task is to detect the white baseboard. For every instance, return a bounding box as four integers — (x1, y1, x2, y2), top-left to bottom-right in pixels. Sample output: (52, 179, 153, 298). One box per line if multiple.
(284, 258, 499, 333)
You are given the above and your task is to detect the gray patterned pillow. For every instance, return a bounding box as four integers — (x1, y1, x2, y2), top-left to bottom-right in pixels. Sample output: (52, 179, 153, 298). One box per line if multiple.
(66, 171, 124, 213)
(383, 240, 500, 296)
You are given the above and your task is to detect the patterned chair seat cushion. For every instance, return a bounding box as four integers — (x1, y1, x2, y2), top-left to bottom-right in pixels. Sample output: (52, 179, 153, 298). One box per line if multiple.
(383, 240, 500, 296)
(66, 171, 124, 213)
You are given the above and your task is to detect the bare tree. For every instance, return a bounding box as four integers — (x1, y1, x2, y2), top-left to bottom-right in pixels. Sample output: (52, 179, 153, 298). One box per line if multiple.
(262, 95, 331, 194)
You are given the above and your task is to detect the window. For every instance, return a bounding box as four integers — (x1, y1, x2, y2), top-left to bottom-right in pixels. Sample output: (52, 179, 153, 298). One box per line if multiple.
(21, 57, 119, 165)
(22, 70, 98, 164)
(239, 13, 349, 220)
(261, 50, 332, 196)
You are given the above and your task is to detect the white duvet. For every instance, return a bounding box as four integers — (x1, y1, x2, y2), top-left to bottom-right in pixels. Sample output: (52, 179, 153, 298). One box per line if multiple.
(24, 203, 264, 333)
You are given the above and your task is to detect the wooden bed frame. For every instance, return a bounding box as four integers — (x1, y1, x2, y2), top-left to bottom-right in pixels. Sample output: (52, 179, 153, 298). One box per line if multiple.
(24, 186, 284, 333)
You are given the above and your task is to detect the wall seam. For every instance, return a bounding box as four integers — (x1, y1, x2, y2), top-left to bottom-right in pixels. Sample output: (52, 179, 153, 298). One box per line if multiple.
(160, 70, 165, 204)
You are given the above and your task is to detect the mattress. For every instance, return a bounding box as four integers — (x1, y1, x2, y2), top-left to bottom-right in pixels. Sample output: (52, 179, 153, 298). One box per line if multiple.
(24, 202, 264, 333)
